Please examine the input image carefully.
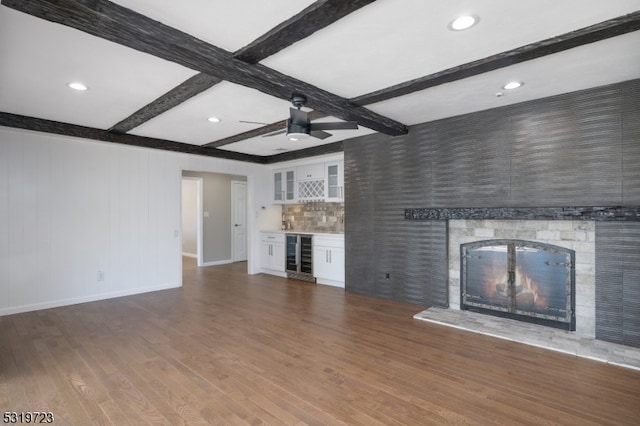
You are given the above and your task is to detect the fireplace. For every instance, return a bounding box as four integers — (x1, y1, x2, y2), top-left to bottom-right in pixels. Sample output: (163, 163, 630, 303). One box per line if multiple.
(404, 206, 640, 342)
(461, 239, 575, 331)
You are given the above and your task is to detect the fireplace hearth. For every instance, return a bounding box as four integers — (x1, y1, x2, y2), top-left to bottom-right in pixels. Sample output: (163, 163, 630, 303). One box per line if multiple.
(461, 239, 575, 331)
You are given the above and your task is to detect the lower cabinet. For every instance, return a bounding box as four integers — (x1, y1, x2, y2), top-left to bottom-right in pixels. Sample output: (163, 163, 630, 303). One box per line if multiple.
(313, 235, 345, 287)
(260, 233, 285, 273)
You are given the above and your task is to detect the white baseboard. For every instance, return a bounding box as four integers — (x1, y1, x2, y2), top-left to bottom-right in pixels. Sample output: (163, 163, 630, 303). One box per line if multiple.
(182, 252, 197, 258)
(200, 259, 233, 267)
(316, 277, 345, 288)
(0, 282, 181, 317)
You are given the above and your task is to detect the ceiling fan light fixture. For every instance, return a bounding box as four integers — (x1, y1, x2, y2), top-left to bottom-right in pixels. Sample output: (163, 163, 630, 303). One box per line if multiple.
(287, 132, 309, 141)
(68, 82, 88, 91)
(449, 15, 477, 31)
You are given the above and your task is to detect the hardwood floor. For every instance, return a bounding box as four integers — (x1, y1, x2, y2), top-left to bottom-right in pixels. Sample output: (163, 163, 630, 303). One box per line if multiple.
(2, 258, 639, 425)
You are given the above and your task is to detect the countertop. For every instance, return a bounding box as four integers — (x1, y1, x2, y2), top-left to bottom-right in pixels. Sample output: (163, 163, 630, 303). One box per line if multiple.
(261, 230, 344, 237)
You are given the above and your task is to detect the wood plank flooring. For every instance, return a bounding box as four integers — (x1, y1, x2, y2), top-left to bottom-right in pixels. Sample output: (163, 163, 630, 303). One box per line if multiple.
(2, 258, 639, 425)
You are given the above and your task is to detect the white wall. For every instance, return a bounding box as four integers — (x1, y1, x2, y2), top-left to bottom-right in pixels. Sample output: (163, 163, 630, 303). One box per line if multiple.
(0, 126, 276, 316)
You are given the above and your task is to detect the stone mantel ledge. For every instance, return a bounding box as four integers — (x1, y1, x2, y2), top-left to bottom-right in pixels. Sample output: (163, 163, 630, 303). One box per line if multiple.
(404, 206, 640, 221)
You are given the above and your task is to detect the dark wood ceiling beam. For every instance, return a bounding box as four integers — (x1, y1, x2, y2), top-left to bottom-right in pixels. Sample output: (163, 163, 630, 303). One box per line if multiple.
(204, 110, 326, 148)
(351, 11, 640, 106)
(234, 0, 375, 64)
(263, 141, 344, 164)
(2, 0, 407, 137)
(207, 11, 640, 148)
(108, 73, 222, 133)
(0, 113, 267, 163)
(112, 0, 375, 141)
(111, 0, 375, 135)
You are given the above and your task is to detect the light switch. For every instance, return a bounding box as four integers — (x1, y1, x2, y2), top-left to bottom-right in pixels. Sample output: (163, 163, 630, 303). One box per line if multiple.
(204, 211, 210, 217)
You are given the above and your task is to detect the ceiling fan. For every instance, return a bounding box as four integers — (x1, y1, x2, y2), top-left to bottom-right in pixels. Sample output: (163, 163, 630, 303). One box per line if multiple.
(264, 94, 358, 140)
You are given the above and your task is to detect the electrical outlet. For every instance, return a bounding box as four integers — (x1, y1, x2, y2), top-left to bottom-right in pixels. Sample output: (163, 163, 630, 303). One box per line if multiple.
(97, 270, 105, 281)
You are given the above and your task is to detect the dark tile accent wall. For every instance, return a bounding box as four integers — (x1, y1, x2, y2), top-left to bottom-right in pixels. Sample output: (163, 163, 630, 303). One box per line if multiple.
(623, 83, 640, 204)
(509, 85, 624, 206)
(345, 133, 448, 307)
(596, 222, 640, 348)
(345, 79, 640, 346)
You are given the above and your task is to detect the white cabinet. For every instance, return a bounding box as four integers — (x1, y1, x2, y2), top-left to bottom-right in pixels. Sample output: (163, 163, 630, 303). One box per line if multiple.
(297, 163, 325, 180)
(313, 235, 345, 287)
(325, 161, 344, 202)
(297, 163, 325, 202)
(261, 233, 285, 272)
(273, 169, 295, 204)
(273, 157, 345, 203)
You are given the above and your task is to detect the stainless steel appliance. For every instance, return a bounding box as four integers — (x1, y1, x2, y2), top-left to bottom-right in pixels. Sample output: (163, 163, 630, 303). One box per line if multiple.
(286, 234, 315, 282)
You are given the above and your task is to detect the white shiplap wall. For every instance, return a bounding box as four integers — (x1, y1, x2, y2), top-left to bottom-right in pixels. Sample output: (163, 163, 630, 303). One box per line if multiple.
(0, 126, 276, 316)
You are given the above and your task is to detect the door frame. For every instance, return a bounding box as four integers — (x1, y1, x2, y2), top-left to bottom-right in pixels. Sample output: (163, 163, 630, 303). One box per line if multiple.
(182, 176, 204, 267)
(231, 180, 248, 262)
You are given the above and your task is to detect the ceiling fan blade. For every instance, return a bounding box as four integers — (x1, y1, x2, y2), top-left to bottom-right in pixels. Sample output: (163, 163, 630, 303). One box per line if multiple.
(290, 107, 308, 125)
(239, 120, 269, 125)
(309, 130, 332, 140)
(263, 129, 287, 137)
(309, 121, 358, 131)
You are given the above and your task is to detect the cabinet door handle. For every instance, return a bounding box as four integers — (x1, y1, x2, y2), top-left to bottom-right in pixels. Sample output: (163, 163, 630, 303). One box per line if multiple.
(329, 250, 332, 263)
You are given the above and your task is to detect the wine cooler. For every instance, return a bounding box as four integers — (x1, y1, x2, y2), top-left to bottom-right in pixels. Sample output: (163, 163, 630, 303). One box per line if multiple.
(286, 234, 315, 282)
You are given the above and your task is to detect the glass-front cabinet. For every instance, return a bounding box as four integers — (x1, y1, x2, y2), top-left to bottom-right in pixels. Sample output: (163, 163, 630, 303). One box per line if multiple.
(325, 161, 344, 202)
(272, 158, 345, 204)
(273, 168, 295, 203)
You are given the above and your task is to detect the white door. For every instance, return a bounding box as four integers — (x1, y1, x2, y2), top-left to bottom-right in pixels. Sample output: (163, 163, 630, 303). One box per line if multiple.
(232, 181, 247, 262)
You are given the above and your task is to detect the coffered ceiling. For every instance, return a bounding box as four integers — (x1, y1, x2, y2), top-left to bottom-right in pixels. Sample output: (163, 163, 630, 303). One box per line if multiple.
(1, 1, 639, 164)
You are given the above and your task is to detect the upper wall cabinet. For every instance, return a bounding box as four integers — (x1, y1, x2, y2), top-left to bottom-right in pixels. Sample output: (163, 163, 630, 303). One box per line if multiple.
(273, 168, 296, 204)
(325, 161, 344, 202)
(297, 163, 325, 202)
(297, 163, 325, 180)
(272, 156, 345, 204)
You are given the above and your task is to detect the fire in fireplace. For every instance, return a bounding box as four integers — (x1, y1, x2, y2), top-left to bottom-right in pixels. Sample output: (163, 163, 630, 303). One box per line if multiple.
(461, 239, 575, 331)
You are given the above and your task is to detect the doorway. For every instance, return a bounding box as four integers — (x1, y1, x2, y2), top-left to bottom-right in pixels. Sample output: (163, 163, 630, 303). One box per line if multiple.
(182, 171, 247, 268)
(232, 181, 248, 262)
(181, 177, 203, 266)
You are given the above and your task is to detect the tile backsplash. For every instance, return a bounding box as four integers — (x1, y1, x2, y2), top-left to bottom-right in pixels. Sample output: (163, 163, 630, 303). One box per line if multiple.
(282, 202, 344, 233)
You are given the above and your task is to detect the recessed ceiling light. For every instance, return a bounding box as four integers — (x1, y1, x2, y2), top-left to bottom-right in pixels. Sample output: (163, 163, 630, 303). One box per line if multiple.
(503, 81, 524, 90)
(449, 15, 477, 31)
(207, 116, 221, 123)
(68, 82, 88, 91)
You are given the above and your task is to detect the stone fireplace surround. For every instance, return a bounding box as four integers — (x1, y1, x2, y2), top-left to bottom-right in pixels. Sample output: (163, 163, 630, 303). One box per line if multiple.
(404, 207, 639, 325)
(404, 206, 640, 360)
(449, 219, 594, 336)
